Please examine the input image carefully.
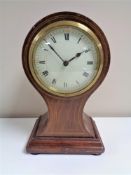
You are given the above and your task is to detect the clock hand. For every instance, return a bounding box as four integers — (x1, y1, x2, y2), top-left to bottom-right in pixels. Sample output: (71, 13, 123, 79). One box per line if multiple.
(68, 49, 90, 63)
(46, 42, 64, 63)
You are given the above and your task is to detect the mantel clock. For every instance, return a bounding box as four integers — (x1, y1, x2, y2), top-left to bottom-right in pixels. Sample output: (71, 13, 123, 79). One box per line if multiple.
(22, 12, 110, 154)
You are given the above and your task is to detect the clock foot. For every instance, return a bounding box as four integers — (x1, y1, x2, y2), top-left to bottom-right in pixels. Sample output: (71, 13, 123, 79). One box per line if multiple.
(26, 114, 105, 155)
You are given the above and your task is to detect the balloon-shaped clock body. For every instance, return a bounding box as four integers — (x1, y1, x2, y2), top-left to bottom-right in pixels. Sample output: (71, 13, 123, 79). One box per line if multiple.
(22, 12, 110, 154)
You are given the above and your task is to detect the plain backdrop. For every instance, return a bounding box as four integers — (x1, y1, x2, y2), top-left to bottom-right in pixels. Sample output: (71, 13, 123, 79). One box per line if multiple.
(0, 0, 131, 117)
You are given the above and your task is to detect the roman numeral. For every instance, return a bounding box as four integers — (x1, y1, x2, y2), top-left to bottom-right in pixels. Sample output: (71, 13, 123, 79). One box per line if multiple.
(42, 70, 48, 76)
(64, 82, 67, 88)
(83, 72, 89, 77)
(87, 61, 93, 65)
(43, 48, 48, 51)
(76, 80, 80, 85)
(64, 33, 69, 40)
(52, 78, 56, 85)
(77, 35, 83, 43)
(50, 35, 56, 43)
(39, 61, 45, 64)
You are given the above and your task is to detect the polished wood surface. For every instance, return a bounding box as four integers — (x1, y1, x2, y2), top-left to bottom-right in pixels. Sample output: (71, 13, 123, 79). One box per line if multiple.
(36, 97, 95, 137)
(26, 114, 104, 155)
(36, 114, 95, 137)
(22, 12, 110, 154)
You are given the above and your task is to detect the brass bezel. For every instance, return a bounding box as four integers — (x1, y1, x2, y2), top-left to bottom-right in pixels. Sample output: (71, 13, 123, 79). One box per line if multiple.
(29, 20, 104, 97)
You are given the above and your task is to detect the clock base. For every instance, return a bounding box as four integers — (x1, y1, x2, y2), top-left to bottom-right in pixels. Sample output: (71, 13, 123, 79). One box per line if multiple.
(26, 114, 105, 155)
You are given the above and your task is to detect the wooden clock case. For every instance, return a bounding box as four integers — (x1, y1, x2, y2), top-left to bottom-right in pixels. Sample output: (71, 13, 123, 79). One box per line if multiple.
(22, 12, 110, 155)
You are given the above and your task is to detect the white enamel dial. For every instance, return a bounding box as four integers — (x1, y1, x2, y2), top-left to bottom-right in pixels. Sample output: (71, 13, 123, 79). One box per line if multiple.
(32, 25, 100, 94)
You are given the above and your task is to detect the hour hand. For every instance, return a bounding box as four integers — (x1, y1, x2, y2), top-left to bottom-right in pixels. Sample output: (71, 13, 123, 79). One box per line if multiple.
(68, 49, 90, 63)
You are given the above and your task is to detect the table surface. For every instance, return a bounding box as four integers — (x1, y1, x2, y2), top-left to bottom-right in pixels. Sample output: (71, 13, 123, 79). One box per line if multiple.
(0, 117, 131, 175)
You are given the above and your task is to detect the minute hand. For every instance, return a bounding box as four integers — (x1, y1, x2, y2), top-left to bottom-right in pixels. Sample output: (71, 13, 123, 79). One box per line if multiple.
(68, 49, 90, 63)
(48, 44, 64, 62)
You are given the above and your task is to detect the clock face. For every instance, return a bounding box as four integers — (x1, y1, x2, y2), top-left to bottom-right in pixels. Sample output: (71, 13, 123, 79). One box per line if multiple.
(29, 21, 103, 96)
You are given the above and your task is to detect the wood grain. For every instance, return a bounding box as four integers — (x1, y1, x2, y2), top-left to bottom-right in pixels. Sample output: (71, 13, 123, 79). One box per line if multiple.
(22, 11, 110, 155)
(26, 114, 105, 155)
